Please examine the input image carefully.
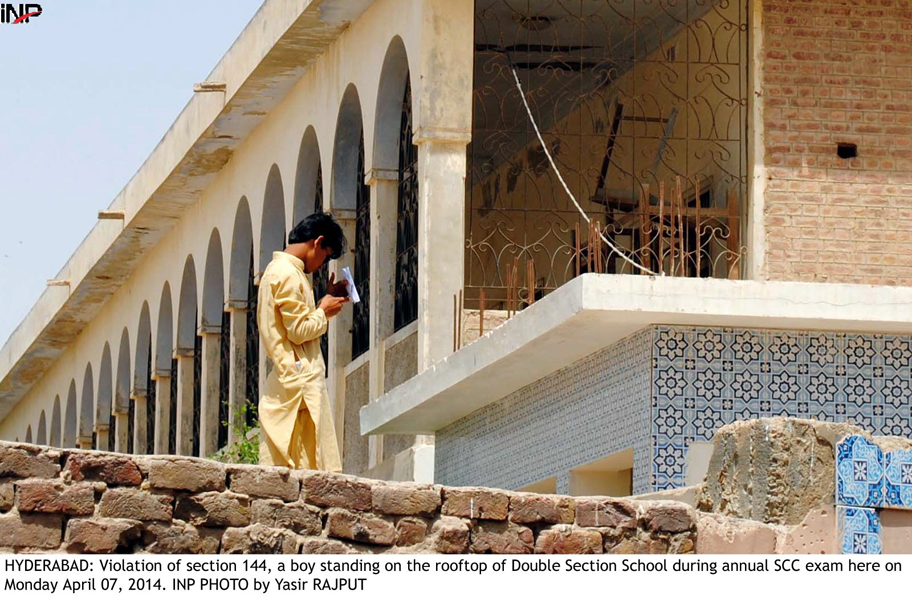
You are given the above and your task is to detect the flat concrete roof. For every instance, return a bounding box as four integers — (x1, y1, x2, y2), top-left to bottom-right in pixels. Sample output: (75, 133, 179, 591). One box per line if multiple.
(360, 274, 912, 435)
(0, 0, 373, 419)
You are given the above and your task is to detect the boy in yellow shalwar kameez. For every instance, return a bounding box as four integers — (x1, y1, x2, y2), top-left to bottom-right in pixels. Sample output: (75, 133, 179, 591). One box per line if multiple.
(256, 213, 349, 471)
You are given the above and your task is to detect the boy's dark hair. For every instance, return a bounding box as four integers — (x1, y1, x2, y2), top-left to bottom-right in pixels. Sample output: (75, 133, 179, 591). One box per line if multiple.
(287, 212, 347, 259)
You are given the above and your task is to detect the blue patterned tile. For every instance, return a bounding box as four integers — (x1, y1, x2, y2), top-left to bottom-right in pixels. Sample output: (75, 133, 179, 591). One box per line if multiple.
(885, 448, 912, 508)
(837, 506, 882, 554)
(837, 435, 884, 507)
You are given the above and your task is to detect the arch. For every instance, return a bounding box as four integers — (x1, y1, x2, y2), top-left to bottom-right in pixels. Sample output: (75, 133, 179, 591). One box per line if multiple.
(134, 302, 151, 393)
(97, 342, 114, 442)
(51, 396, 61, 447)
(64, 380, 77, 447)
(202, 229, 225, 330)
(79, 363, 94, 445)
(155, 283, 174, 373)
(293, 126, 323, 224)
(177, 256, 199, 353)
(260, 164, 286, 271)
(331, 84, 365, 212)
(229, 198, 254, 303)
(373, 36, 412, 173)
(116, 328, 131, 413)
(116, 328, 132, 453)
(37, 410, 47, 445)
(25, 426, 32, 444)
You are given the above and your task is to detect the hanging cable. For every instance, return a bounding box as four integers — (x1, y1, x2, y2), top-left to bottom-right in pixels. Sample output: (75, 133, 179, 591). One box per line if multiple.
(507, 59, 657, 276)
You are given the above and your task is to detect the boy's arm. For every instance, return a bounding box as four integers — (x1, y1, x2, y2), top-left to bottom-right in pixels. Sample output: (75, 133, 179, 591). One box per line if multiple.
(272, 271, 328, 345)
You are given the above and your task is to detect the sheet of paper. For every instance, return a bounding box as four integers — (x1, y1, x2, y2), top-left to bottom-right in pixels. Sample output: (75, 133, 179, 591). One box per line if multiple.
(340, 266, 360, 304)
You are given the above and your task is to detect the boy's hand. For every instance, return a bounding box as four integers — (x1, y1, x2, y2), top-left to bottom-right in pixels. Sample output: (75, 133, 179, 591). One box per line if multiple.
(319, 294, 349, 318)
(326, 272, 350, 298)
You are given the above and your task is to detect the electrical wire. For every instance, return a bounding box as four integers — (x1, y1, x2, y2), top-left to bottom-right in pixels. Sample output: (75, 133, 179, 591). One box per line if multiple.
(508, 61, 657, 276)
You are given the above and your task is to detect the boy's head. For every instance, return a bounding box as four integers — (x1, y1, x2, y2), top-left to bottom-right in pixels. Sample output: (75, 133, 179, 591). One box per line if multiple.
(286, 212, 347, 273)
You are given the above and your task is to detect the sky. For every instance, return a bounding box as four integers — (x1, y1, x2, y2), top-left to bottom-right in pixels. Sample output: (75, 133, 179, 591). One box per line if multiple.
(0, 1, 262, 346)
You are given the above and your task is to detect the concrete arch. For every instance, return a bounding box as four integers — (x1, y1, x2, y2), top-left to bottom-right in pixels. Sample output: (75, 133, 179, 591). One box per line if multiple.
(116, 329, 131, 413)
(332, 84, 365, 212)
(373, 36, 413, 173)
(202, 229, 225, 330)
(177, 256, 199, 353)
(229, 198, 254, 303)
(64, 380, 77, 447)
(260, 165, 287, 272)
(51, 396, 61, 447)
(79, 363, 94, 446)
(25, 426, 32, 444)
(293, 126, 323, 224)
(134, 302, 151, 393)
(37, 410, 47, 445)
(97, 342, 113, 431)
(155, 283, 174, 373)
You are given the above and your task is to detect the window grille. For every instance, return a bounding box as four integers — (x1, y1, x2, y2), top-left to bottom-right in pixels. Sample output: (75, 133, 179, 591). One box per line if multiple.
(395, 76, 419, 331)
(351, 133, 371, 360)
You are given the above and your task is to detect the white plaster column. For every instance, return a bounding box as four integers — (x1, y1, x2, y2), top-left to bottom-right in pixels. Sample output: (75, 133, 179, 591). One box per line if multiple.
(175, 350, 195, 456)
(414, 0, 474, 372)
(199, 327, 221, 456)
(153, 372, 171, 454)
(77, 433, 93, 450)
(95, 426, 109, 453)
(367, 169, 399, 467)
(327, 212, 357, 447)
(114, 412, 130, 452)
(132, 393, 148, 454)
(415, 136, 469, 371)
(226, 302, 247, 445)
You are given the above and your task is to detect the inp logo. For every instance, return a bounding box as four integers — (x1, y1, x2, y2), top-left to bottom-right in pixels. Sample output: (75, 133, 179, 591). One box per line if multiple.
(1, 3, 42, 24)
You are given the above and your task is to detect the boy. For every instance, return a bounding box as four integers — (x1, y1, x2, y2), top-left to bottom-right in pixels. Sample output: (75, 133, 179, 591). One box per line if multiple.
(257, 212, 349, 470)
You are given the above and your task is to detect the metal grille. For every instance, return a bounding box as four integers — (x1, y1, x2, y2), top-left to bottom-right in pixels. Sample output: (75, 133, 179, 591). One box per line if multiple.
(192, 317, 202, 457)
(146, 335, 155, 454)
(351, 132, 371, 360)
(168, 357, 177, 455)
(312, 164, 330, 375)
(466, 0, 748, 308)
(395, 76, 419, 331)
(127, 395, 134, 454)
(246, 250, 260, 427)
(108, 408, 116, 452)
(218, 310, 230, 449)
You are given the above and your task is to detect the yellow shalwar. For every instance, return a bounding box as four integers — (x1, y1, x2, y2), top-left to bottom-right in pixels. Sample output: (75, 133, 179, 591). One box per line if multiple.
(256, 251, 341, 472)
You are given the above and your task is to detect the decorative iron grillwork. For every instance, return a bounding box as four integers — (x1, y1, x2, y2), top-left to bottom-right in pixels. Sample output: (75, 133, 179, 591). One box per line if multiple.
(127, 395, 134, 454)
(168, 357, 177, 455)
(395, 76, 419, 332)
(246, 250, 259, 427)
(218, 310, 230, 449)
(351, 132, 371, 360)
(312, 164, 330, 375)
(192, 317, 202, 457)
(108, 408, 116, 452)
(146, 335, 155, 454)
(466, 0, 749, 308)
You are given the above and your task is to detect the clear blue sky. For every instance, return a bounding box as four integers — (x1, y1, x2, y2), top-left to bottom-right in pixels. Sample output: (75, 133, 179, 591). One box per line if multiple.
(0, 1, 262, 346)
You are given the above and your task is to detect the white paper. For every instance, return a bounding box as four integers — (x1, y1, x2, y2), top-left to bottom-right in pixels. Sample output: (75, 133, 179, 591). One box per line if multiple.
(340, 266, 360, 303)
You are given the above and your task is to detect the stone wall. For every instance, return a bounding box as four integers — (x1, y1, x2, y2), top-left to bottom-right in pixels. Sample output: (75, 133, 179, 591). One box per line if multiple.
(0, 441, 696, 554)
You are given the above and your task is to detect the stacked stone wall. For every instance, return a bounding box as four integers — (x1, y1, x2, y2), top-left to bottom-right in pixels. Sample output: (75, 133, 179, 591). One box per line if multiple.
(0, 442, 695, 554)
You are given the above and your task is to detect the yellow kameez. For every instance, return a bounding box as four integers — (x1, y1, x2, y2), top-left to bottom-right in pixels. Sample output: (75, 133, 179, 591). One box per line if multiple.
(256, 251, 341, 472)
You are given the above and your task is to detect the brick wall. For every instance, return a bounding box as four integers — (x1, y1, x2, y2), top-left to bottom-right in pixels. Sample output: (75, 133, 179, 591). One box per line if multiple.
(0, 441, 696, 554)
(763, 0, 912, 284)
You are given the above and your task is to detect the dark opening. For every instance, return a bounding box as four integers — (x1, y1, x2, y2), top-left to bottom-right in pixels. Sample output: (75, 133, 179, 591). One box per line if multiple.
(837, 142, 858, 159)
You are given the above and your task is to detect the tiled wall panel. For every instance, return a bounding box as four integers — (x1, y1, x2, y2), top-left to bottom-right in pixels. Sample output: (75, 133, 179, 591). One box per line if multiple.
(436, 329, 654, 494)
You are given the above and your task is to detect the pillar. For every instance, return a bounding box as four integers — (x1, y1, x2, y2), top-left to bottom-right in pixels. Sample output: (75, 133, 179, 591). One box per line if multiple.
(367, 170, 399, 466)
(153, 372, 171, 454)
(327, 213, 357, 448)
(199, 327, 221, 456)
(132, 394, 148, 454)
(415, 137, 469, 371)
(175, 350, 195, 456)
(226, 303, 247, 445)
(95, 427, 109, 452)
